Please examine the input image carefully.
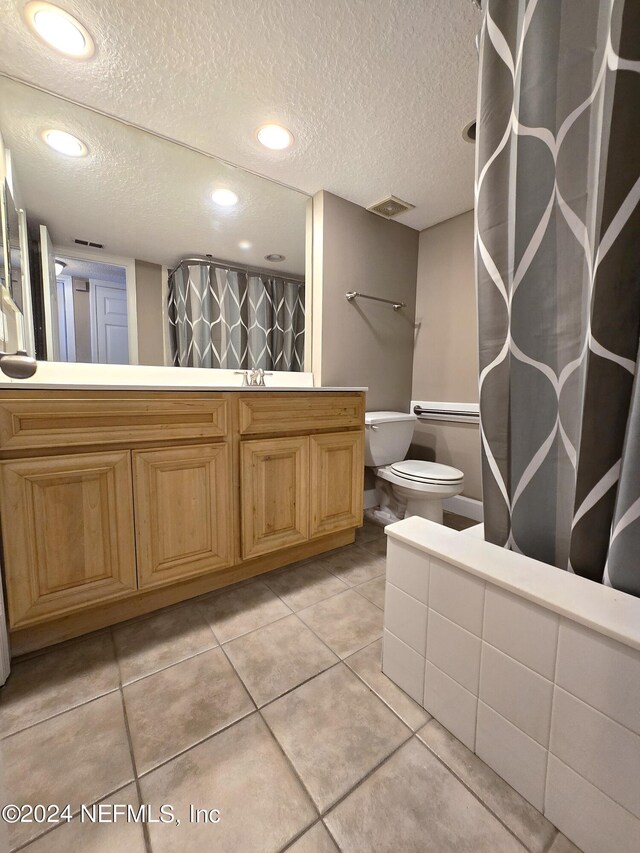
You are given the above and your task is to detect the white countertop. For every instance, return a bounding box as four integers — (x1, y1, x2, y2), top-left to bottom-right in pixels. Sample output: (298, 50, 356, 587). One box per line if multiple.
(0, 362, 366, 392)
(386, 516, 640, 653)
(0, 383, 367, 392)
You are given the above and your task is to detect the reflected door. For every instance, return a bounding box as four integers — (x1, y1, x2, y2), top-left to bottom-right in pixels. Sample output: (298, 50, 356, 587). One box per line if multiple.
(90, 280, 129, 364)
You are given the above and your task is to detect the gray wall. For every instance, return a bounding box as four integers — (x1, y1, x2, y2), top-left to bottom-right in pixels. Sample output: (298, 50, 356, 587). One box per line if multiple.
(314, 191, 419, 411)
(72, 277, 91, 363)
(411, 210, 482, 499)
(135, 260, 166, 366)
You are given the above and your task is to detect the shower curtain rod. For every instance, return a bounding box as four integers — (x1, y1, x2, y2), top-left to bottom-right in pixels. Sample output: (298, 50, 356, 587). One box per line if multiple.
(168, 255, 305, 283)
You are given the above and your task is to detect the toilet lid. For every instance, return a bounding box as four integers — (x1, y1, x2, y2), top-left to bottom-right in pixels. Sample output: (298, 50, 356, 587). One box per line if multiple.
(390, 460, 464, 484)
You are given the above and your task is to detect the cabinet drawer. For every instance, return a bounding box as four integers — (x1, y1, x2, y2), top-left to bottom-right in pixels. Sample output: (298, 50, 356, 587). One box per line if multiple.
(238, 393, 364, 436)
(0, 395, 227, 452)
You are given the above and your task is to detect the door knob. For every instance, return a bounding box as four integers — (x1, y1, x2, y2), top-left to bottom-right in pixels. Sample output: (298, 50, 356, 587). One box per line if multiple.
(0, 351, 37, 379)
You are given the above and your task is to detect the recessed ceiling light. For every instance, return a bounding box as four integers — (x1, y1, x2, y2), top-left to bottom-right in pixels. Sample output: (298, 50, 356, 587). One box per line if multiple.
(54, 260, 67, 276)
(212, 188, 238, 206)
(238, 240, 252, 250)
(41, 128, 88, 157)
(257, 124, 293, 150)
(264, 253, 285, 262)
(24, 1, 94, 59)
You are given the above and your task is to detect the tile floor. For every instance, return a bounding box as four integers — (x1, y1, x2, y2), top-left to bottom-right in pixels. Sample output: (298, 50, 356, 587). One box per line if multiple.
(0, 513, 580, 852)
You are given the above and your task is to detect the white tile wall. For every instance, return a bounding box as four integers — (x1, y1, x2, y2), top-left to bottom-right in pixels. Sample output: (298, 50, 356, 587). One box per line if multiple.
(556, 620, 640, 737)
(476, 701, 548, 811)
(484, 586, 559, 678)
(383, 535, 640, 853)
(550, 687, 640, 819)
(386, 540, 430, 603)
(480, 644, 553, 747)
(423, 661, 477, 751)
(426, 609, 481, 694)
(382, 629, 425, 704)
(545, 755, 640, 853)
(384, 583, 428, 656)
(429, 558, 485, 634)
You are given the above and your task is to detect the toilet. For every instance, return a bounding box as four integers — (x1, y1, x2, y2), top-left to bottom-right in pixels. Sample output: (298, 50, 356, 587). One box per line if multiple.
(365, 411, 464, 524)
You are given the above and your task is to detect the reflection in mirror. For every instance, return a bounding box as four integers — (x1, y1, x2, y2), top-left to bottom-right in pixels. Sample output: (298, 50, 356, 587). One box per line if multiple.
(0, 76, 309, 370)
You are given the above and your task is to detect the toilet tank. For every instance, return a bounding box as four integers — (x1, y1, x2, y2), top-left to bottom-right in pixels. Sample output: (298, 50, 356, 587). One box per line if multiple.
(364, 411, 417, 466)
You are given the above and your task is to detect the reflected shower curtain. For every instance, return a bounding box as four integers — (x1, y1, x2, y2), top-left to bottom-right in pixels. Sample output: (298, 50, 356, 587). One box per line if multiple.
(168, 261, 305, 371)
(476, 0, 640, 594)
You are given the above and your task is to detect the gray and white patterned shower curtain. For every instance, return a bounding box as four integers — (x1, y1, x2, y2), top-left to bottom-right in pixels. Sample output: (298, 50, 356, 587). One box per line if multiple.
(168, 261, 305, 371)
(476, 0, 640, 595)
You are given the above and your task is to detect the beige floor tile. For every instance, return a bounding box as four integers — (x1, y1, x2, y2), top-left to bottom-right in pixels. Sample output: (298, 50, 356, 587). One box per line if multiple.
(262, 664, 409, 812)
(3, 692, 134, 849)
(548, 832, 583, 853)
(321, 545, 386, 587)
(360, 537, 388, 558)
(417, 719, 555, 852)
(113, 602, 217, 684)
(0, 632, 119, 736)
(325, 738, 525, 852)
(140, 713, 316, 853)
(262, 561, 348, 611)
(345, 640, 430, 731)
(197, 580, 291, 643)
(354, 576, 386, 609)
(298, 589, 383, 658)
(21, 783, 145, 853)
(324, 546, 386, 586)
(355, 519, 386, 544)
(125, 648, 254, 773)
(287, 821, 340, 852)
(224, 615, 338, 707)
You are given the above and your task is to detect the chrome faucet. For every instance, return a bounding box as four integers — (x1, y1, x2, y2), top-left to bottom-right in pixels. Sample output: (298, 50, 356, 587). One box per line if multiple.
(235, 368, 272, 387)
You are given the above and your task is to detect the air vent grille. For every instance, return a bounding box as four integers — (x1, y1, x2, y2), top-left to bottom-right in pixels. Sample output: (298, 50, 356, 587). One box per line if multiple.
(74, 239, 104, 249)
(366, 195, 415, 219)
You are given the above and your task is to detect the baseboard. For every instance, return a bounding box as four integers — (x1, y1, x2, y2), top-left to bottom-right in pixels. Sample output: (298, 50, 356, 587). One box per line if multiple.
(364, 489, 378, 510)
(443, 495, 484, 522)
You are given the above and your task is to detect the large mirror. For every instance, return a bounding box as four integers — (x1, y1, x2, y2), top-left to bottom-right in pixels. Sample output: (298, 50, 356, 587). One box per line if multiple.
(0, 76, 309, 371)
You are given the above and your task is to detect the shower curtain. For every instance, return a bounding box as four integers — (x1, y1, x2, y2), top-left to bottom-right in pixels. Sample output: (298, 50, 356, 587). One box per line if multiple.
(476, 0, 640, 594)
(168, 260, 305, 372)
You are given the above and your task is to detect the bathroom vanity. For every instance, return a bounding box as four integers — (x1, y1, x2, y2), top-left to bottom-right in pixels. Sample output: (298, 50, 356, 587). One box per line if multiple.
(0, 387, 365, 654)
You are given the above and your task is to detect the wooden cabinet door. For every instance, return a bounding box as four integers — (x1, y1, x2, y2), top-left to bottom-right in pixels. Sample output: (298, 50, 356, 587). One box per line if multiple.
(0, 451, 136, 628)
(310, 431, 364, 538)
(133, 443, 232, 589)
(241, 436, 309, 559)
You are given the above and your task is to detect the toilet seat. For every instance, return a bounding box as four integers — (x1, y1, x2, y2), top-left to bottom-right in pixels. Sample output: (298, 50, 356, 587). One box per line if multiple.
(390, 460, 464, 485)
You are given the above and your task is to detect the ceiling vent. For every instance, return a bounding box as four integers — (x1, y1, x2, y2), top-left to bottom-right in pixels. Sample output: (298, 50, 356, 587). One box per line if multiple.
(366, 195, 415, 219)
(74, 238, 104, 249)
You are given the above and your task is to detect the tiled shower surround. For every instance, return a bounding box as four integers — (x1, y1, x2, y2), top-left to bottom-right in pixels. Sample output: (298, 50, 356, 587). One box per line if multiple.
(383, 518, 640, 853)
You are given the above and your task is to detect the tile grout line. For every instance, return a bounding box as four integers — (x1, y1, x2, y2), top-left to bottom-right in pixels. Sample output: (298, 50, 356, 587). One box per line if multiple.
(0, 684, 122, 741)
(8, 780, 145, 853)
(318, 729, 415, 823)
(110, 629, 154, 853)
(416, 727, 534, 852)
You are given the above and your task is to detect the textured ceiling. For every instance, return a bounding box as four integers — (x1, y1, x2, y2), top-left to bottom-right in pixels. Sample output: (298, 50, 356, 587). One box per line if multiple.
(0, 78, 307, 273)
(56, 256, 126, 284)
(0, 0, 480, 231)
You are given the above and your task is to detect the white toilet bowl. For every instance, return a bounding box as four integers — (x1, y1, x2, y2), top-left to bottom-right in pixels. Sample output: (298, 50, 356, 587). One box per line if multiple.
(365, 412, 465, 524)
(375, 460, 464, 524)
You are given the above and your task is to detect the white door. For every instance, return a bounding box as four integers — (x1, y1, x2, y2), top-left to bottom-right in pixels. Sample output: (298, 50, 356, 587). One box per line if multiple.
(40, 224, 60, 361)
(90, 280, 129, 364)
